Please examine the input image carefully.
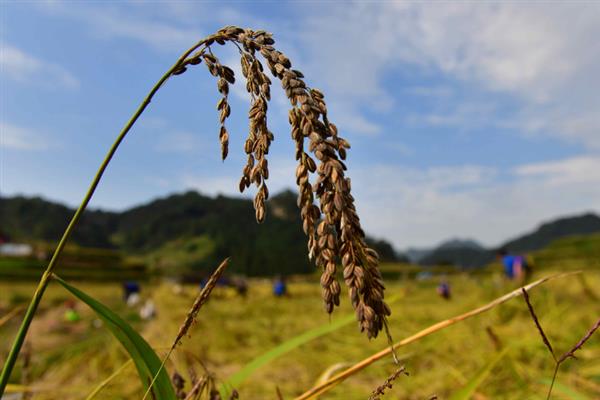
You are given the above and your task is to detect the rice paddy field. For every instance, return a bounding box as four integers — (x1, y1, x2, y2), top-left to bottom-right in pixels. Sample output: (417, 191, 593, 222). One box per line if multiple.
(1, 267, 599, 399)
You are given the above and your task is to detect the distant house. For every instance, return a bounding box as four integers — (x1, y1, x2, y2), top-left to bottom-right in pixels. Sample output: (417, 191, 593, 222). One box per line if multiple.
(0, 243, 33, 257)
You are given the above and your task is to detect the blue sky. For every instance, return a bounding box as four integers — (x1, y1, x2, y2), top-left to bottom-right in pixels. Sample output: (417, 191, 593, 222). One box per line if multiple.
(2, 1, 600, 249)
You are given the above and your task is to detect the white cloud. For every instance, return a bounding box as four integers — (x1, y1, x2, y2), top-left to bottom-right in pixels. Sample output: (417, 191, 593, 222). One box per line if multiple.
(348, 157, 600, 248)
(182, 174, 240, 197)
(406, 85, 453, 99)
(0, 122, 49, 151)
(142, 176, 172, 190)
(330, 104, 381, 136)
(4, 1, 597, 249)
(406, 102, 500, 131)
(180, 154, 600, 248)
(154, 131, 209, 154)
(37, 1, 202, 51)
(0, 44, 79, 89)
(182, 157, 297, 197)
(291, 2, 600, 148)
(382, 3, 578, 101)
(514, 156, 600, 186)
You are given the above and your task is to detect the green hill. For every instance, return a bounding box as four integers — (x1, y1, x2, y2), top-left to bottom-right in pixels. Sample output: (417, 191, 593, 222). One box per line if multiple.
(0, 191, 401, 277)
(3, 193, 597, 275)
(530, 233, 600, 270)
(0, 195, 118, 248)
(417, 213, 600, 269)
(500, 212, 600, 253)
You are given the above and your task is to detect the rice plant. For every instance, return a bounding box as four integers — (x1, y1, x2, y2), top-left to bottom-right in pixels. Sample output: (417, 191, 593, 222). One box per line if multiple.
(0, 25, 391, 396)
(1, 26, 598, 400)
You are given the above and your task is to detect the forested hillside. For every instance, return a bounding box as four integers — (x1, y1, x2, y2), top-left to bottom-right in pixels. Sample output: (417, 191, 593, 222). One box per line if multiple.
(1, 191, 402, 276)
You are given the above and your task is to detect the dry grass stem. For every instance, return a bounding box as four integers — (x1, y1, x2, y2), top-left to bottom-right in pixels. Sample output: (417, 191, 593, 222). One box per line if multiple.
(143, 258, 229, 400)
(485, 326, 503, 351)
(180, 372, 233, 400)
(0, 304, 27, 328)
(295, 272, 578, 400)
(276, 386, 284, 400)
(85, 360, 134, 400)
(546, 316, 600, 399)
(577, 274, 598, 301)
(174, 258, 230, 347)
(520, 288, 599, 400)
(383, 319, 400, 364)
(557, 317, 600, 364)
(183, 375, 208, 400)
(521, 288, 556, 361)
(368, 366, 408, 400)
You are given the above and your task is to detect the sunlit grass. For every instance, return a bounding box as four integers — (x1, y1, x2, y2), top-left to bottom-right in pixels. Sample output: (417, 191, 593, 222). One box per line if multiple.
(1, 269, 598, 399)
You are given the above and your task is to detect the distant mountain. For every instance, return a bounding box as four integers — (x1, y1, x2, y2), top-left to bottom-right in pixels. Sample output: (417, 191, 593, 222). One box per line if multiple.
(407, 238, 485, 266)
(0, 191, 402, 276)
(500, 212, 600, 254)
(2, 193, 598, 273)
(0, 195, 118, 248)
(419, 247, 494, 269)
(418, 238, 492, 269)
(365, 237, 409, 263)
(416, 213, 600, 269)
(404, 248, 431, 264)
(437, 238, 484, 251)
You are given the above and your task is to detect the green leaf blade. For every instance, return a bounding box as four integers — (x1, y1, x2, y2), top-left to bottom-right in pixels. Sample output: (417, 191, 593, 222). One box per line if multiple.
(223, 313, 356, 391)
(449, 347, 510, 400)
(539, 378, 591, 400)
(222, 294, 404, 392)
(54, 275, 176, 400)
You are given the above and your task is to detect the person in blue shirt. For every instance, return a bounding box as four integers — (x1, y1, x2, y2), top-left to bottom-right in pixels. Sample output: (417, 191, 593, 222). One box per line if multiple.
(123, 281, 140, 302)
(273, 276, 287, 297)
(497, 248, 531, 283)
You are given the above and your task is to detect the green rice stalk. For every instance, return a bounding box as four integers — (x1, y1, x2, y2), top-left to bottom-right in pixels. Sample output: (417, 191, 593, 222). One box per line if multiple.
(0, 38, 208, 394)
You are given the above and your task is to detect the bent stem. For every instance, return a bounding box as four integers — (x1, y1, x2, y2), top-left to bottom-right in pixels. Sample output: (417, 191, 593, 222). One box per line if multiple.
(295, 272, 580, 400)
(141, 258, 230, 400)
(546, 364, 559, 400)
(0, 39, 207, 395)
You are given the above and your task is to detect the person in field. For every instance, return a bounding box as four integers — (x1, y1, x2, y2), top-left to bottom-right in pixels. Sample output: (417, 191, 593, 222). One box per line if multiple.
(231, 276, 248, 297)
(497, 248, 531, 283)
(437, 280, 451, 300)
(140, 299, 156, 320)
(123, 281, 140, 305)
(273, 276, 287, 297)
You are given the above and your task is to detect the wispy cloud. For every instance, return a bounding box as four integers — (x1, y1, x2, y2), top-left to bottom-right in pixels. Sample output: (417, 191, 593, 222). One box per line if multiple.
(182, 157, 297, 197)
(154, 131, 209, 154)
(182, 174, 239, 197)
(290, 2, 600, 148)
(406, 102, 500, 131)
(515, 156, 600, 185)
(37, 1, 202, 51)
(405, 85, 453, 99)
(0, 44, 79, 89)
(3, 1, 598, 247)
(348, 158, 600, 248)
(0, 122, 50, 151)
